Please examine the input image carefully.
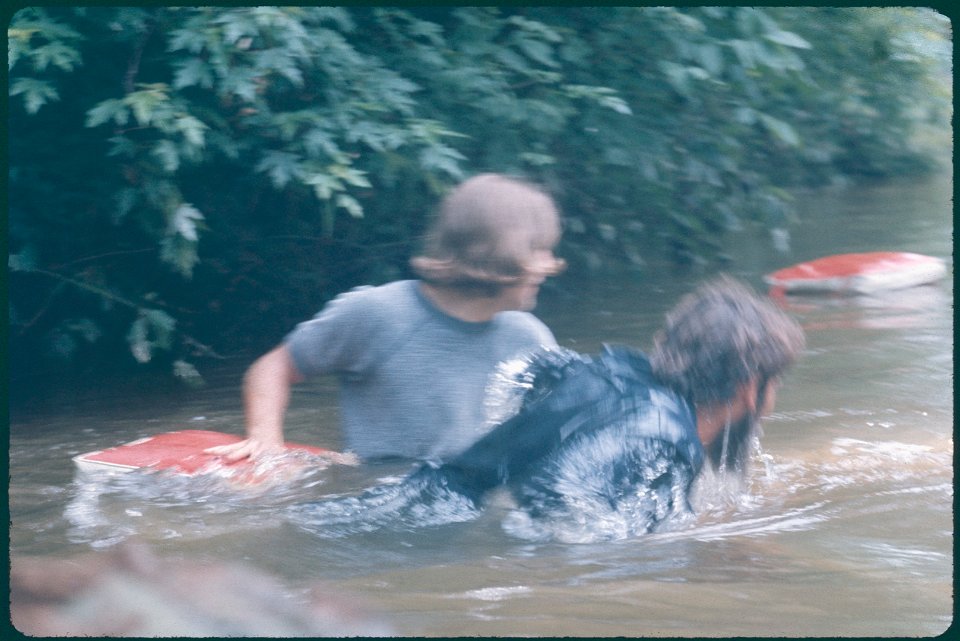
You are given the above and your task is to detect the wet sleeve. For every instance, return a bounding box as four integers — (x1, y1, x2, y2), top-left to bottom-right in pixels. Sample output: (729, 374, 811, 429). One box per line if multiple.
(283, 287, 381, 378)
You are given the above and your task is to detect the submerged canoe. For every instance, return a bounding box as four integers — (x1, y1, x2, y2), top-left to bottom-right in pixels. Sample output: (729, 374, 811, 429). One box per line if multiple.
(764, 252, 947, 294)
(73, 429, 354, 477)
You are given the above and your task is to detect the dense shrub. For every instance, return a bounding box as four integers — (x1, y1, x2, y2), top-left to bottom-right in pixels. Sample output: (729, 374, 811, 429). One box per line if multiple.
(7, 6, 951, 383)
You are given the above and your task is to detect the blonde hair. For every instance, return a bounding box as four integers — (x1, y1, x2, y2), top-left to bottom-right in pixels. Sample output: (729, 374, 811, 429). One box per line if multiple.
(410, 174, 565, 293)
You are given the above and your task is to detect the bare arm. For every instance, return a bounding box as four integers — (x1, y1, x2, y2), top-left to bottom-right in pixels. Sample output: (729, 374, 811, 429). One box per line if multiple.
(208, 344, 305, 462)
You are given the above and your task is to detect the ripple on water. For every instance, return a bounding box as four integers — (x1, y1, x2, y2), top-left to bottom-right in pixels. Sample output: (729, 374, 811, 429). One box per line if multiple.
(62, 456, 339, 548)
(55, 426, 952, 552)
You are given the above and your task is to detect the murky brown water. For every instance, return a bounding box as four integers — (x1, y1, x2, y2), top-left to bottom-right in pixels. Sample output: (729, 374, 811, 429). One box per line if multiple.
(8, 171, 953, 636)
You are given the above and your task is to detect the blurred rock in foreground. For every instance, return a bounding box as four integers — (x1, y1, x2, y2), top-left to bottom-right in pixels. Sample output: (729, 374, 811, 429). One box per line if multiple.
(10, 543, 393, 637)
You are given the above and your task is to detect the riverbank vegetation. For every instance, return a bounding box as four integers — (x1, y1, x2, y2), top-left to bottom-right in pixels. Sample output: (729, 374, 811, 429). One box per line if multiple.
(7, 6, 952, 387)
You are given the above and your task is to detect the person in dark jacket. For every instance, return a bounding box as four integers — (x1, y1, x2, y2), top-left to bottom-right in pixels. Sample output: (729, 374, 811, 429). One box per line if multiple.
(291, 277, 805, 541)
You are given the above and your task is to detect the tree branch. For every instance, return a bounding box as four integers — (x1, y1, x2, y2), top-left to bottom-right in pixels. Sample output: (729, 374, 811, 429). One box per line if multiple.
(123, 17, 158, 94)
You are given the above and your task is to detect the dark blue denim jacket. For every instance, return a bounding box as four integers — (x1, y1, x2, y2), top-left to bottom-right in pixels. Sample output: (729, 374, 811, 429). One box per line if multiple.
(413, 345, 704, 529)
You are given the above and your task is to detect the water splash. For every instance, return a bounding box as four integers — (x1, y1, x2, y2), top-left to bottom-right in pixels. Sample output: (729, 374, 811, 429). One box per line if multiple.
(768, 436, 953, 494)
(288, 467, 482, 538)
(63, 454, 336, 547)
(502, 432, 700, 544)
(483, 355, 538, 428)
(456, 586, 533, 602)
(665, 502, 832, 543)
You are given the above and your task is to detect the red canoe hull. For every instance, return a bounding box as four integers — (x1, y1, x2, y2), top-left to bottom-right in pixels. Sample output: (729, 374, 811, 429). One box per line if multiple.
(73, 429, 347, 476)
(764, 252, 946, 294)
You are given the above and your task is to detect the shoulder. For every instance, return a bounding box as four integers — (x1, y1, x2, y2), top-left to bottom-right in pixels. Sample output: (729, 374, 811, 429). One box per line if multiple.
(503, 346, 593, 410)
(494, 311, 557, 346)
(319, 280, 422, 321)
(285, 281, 424, 375)
(289, 280, 420, 342)
(525, 346, 589, 378)
(332, 279, 418, 307)
(596, 344, 654, 384)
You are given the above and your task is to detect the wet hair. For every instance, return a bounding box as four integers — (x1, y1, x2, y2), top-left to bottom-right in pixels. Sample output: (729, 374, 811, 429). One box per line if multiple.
(648, 276, 805, 471)
(410, 173, 565, 295)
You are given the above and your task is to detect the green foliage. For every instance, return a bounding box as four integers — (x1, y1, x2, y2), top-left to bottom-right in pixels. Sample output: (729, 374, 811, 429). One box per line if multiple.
(8, 7, 83, 113)
(7, 6, 950, 385)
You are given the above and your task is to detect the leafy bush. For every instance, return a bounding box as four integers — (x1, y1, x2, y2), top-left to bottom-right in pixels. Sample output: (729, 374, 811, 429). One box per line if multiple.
(7, 6, 951, 385)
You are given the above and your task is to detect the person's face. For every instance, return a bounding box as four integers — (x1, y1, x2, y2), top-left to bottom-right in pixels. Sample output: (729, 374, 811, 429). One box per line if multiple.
(498, 250, 560, 311)
(702, 377, 780, 468)
(758, 377, 780, 416)
(714, 376, 779, 443)
(736, 376, 781, 421)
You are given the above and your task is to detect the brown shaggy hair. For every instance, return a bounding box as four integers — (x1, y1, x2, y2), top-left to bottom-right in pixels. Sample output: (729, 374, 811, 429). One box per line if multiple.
(410, 174, 565, 294)
(648, 276, 805, 471)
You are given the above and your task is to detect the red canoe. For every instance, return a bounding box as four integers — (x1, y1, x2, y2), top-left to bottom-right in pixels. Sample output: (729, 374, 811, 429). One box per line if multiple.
(764, 252, 947, 295)
(73, 429, 355, 477)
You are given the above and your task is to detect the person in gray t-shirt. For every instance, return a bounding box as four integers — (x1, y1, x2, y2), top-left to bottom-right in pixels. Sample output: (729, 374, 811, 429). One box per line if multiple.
(210, 173, 565, 463)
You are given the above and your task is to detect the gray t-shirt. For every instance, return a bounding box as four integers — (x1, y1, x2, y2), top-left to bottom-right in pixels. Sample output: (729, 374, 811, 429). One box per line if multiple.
(284, 280, 557, 460)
